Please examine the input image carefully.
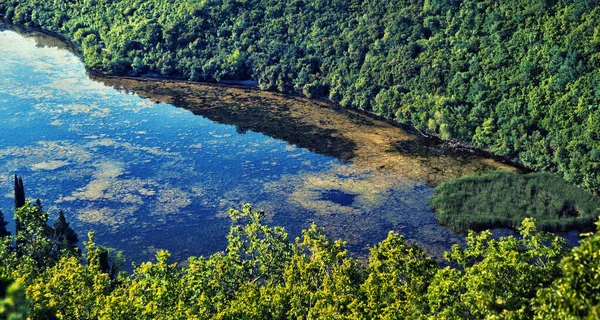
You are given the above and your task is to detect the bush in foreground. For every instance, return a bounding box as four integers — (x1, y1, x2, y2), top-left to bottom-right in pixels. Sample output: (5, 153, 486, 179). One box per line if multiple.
(2, 200, 599, 319)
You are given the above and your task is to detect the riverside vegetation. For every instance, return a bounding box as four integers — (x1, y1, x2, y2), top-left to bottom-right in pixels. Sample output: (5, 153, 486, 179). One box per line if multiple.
(0, 179, 599, 319)
(2, 0, 600, 194)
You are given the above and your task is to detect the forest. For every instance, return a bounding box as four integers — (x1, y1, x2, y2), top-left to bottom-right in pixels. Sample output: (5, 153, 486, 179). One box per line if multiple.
(1, 0, 600, 193)
(0, 187, 599, 319)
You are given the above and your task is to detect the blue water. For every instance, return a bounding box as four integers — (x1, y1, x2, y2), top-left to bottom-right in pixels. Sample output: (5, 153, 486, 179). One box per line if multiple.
(0, 29, 467, 264)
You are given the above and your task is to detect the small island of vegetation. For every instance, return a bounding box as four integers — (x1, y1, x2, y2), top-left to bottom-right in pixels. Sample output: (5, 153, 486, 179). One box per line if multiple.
(430, 171, 600, 233)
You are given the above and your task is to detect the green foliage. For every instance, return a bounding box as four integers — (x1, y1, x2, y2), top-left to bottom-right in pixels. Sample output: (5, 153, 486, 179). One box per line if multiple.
(0, 281, 29, 320)
(358, 231, 437, 318)
(2, 0, 600, 193)
(533, 222, 600, 319)
(0, 210, 9, 238)
(51, 210, 79, 255)
(26, 233, 114, 319)
(14, 201, 53, 265)
(4, 196, 597, 319)
(0, 198, 82, 290)
(430, 171, 600, 232)
(428, 219, 566, 319)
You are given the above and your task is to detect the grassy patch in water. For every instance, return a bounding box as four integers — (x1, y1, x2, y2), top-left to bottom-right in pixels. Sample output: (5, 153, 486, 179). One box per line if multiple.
(430, 171, 600, 232)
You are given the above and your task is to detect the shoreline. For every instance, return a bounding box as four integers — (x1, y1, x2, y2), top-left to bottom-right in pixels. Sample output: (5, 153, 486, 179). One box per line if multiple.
(92, 73, 530, 174)
(1, 21, 529, 174)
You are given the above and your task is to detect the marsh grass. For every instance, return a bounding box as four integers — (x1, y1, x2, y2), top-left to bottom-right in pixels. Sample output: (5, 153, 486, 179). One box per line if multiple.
(430, 171, 600, 232)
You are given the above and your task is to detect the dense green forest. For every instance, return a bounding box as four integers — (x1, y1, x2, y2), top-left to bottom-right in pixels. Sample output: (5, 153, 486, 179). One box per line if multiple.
(1, 0, 600, 193)
(430, 171, 600, 232)
(1, 195, 599, 319)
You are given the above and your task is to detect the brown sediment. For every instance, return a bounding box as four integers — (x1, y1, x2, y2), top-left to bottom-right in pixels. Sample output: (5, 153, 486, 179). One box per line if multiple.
(94, 75, 519, 186)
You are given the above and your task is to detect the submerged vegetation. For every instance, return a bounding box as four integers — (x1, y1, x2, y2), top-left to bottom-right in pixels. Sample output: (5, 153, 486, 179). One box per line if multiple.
(93, 75, 516, 184)
(0, 178, 599, 319)
(430, 171, 600, 232)
(2, 0, 600, 194)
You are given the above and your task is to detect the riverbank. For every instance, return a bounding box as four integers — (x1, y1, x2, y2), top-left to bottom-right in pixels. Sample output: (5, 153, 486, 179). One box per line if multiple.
(1, 21, 528, 179)
(100, 73, 531, 174)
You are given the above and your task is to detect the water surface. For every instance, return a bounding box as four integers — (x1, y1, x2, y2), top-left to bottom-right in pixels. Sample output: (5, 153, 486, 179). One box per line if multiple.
(0, 27, 517, 264)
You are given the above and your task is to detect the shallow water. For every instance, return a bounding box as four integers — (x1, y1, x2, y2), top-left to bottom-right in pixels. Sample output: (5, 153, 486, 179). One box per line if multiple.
(320, 190, 357, 206)
(0, 27, 517, 265)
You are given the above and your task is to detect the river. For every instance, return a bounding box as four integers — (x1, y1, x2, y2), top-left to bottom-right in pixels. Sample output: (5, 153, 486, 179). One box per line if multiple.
(0, 26, 518, 265)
